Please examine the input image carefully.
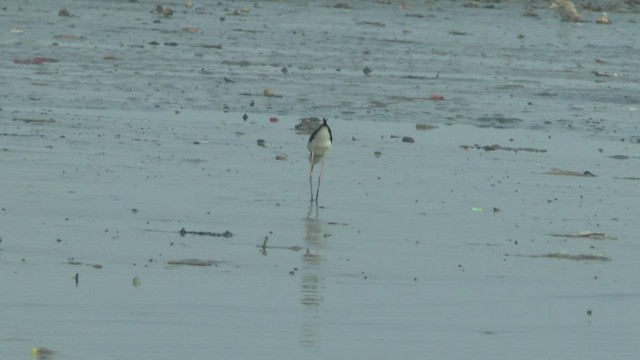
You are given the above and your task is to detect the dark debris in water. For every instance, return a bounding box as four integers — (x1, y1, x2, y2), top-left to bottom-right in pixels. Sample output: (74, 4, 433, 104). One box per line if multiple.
(67, 258, 103, 269)
(13, 117, 56, 124)
(506, 252, 611, 261)
(474, 115, 523, 129)
(13, 57, 60, 65)
(258, 236, 302, 256)
(549, 231, 617, 240)
(179, 228, 233, 238)
(167, 259, 218, 267)
(460, 144, 547, 153)
(546, 168, 596, 177)
(607, 154, 637, 160)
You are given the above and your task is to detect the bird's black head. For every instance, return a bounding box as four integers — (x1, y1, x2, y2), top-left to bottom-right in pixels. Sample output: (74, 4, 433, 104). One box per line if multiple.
(322, 118, 332, 142)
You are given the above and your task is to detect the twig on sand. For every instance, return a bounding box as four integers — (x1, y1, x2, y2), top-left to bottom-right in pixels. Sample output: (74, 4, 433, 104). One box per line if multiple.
(505, 252, 611, 261)
(549, 231, 617, 240)
(179, 228, 233, 237)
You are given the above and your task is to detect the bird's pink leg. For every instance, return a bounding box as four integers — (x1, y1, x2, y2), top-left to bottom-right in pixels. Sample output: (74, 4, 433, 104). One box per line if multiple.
(315, 157, 325, 204)
(309, 151, 315, 202)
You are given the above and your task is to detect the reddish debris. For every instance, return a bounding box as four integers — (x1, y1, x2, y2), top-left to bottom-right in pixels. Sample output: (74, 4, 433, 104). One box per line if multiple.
(13, 57, 60, 65)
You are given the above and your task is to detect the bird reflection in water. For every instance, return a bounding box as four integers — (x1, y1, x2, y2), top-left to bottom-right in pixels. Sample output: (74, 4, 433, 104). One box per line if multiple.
(299, 203, 329, 348)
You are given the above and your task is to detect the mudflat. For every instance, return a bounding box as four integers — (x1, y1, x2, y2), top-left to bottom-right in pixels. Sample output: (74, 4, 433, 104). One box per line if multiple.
(1, 1, 639, 359)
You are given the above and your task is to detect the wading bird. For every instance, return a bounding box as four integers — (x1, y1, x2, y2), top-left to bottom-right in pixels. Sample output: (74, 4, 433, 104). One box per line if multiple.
(308, 118, 332, 204)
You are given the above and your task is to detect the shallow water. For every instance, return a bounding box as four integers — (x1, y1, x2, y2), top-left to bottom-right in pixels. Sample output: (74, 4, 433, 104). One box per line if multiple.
(1, 1, 640, 359)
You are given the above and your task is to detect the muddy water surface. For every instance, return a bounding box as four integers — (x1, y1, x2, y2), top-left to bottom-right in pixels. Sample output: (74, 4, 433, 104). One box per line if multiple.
(1, 1, 640, 359)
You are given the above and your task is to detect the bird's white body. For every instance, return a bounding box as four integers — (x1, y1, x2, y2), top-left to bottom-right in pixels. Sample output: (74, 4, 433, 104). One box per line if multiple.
(308, 119, 333, 204)
(307, 125, 332, 163)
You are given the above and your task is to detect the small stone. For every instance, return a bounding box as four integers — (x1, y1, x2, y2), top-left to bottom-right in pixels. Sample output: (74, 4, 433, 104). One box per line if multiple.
(596, 12, 611, 24)
(415, 123, 437, 131)
(275, 153, 288, 161)
(58, 7, 71, 16)
(263, 88, 275, 97)
(402, 136, 415, 143)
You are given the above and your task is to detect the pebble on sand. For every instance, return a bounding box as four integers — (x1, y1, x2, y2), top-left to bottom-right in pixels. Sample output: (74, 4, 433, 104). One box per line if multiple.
(596, 12, 611, 24)
(263, 88, 275, 97)
(416, 123, 437, 131)
(552, 0, 582, 22)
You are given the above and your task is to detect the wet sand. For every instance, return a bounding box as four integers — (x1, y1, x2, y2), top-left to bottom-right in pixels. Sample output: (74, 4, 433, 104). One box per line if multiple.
(1, 1, 640, 359)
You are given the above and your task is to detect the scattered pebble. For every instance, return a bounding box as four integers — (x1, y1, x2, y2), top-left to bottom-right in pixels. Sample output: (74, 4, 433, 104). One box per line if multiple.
(32, 347, 55, 357)
(152, 5, 174, 17)
(257, 139, 266, 147)
(263, 88, 275, 97)
(402, 136, 415, 143)
(415, 123, 437, 131)
(553, 0, 582, 22)
(363, 66, 372, 75)
(596, 12, 611, 24)
(58, 7, 71, 17)
(374, 151, 382, 158)
(275, 153, 288, 161)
